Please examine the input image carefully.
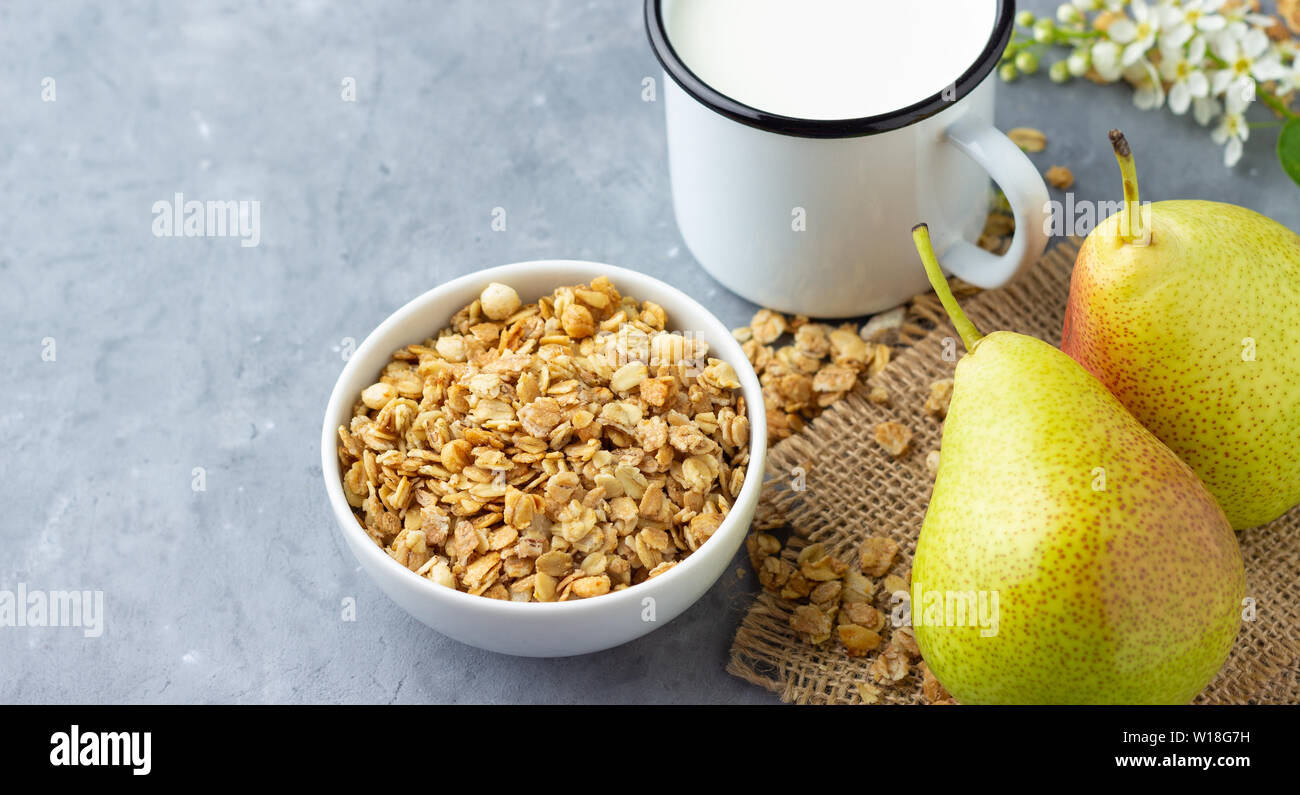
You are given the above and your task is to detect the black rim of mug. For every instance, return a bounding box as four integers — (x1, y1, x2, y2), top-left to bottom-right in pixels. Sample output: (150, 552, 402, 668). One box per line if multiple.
(644, 0, 1016, 139)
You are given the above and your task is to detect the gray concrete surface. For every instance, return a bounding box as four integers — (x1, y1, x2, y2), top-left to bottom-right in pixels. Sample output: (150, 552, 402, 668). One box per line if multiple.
(1, 1, 1296, 704)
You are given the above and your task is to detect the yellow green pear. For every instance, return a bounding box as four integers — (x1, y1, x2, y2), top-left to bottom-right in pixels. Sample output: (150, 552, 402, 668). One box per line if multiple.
(910, 224, 1243, 704)
(1063, 131, 1300, 530)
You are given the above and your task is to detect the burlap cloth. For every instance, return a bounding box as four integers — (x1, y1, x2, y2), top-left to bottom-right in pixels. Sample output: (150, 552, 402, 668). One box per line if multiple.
(727, 240, 1300, 705)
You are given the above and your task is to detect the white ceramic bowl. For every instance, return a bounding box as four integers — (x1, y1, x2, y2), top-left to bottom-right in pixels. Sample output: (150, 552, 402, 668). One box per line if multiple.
(321, 260, 767, 657)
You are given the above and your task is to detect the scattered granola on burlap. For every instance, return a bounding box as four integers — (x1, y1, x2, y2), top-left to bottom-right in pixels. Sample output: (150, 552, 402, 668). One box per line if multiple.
(734, 309, 901, 443)
(337, 277, 751, 601)
(745, 526, 929, 691)
(872, 420, 913, 458)
(977, 192, 1017, 255)
(923, 378, 954, 419)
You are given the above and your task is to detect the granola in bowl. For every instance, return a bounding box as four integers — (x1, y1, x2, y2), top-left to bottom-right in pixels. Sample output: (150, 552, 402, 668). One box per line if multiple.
(335, 276, 752, 603)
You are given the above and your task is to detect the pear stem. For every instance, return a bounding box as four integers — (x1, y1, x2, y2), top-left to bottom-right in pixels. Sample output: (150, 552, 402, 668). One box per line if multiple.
(1109, 129, 1145, 244)
(911, 223, 982, 351)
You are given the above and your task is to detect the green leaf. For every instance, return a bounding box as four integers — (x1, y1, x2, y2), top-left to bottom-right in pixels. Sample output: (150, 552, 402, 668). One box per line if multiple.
(1280, 118, 1300, 189)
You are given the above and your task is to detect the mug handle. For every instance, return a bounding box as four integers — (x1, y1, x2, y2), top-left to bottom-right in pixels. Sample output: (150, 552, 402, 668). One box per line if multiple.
(939, 115, 1051, 289)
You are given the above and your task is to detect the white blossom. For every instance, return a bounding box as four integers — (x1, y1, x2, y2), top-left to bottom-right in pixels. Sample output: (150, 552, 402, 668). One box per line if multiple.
(1193, 95, 1222, 127)
(1211, 90, 1250, 167)
(1125, 58, 1166, 110)
(1277, 55, 1300, 97)
(1092, 39, 1126, 81)
(1159, 36, 1210, 115)
(1158, 0, 1227, 50)
(1219, 1, 1276, 38)
(1107, 0, 1163, 66)
(1211, 28, 1288, 103)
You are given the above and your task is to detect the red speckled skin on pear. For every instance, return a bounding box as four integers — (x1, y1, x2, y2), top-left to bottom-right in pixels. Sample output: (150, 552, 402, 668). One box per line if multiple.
(1062, 201, 1300, 529)
(913, 333, 1243, 704)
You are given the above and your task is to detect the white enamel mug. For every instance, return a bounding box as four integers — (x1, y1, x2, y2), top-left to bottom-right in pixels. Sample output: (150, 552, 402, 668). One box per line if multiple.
(646, 0, 1050, 317)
